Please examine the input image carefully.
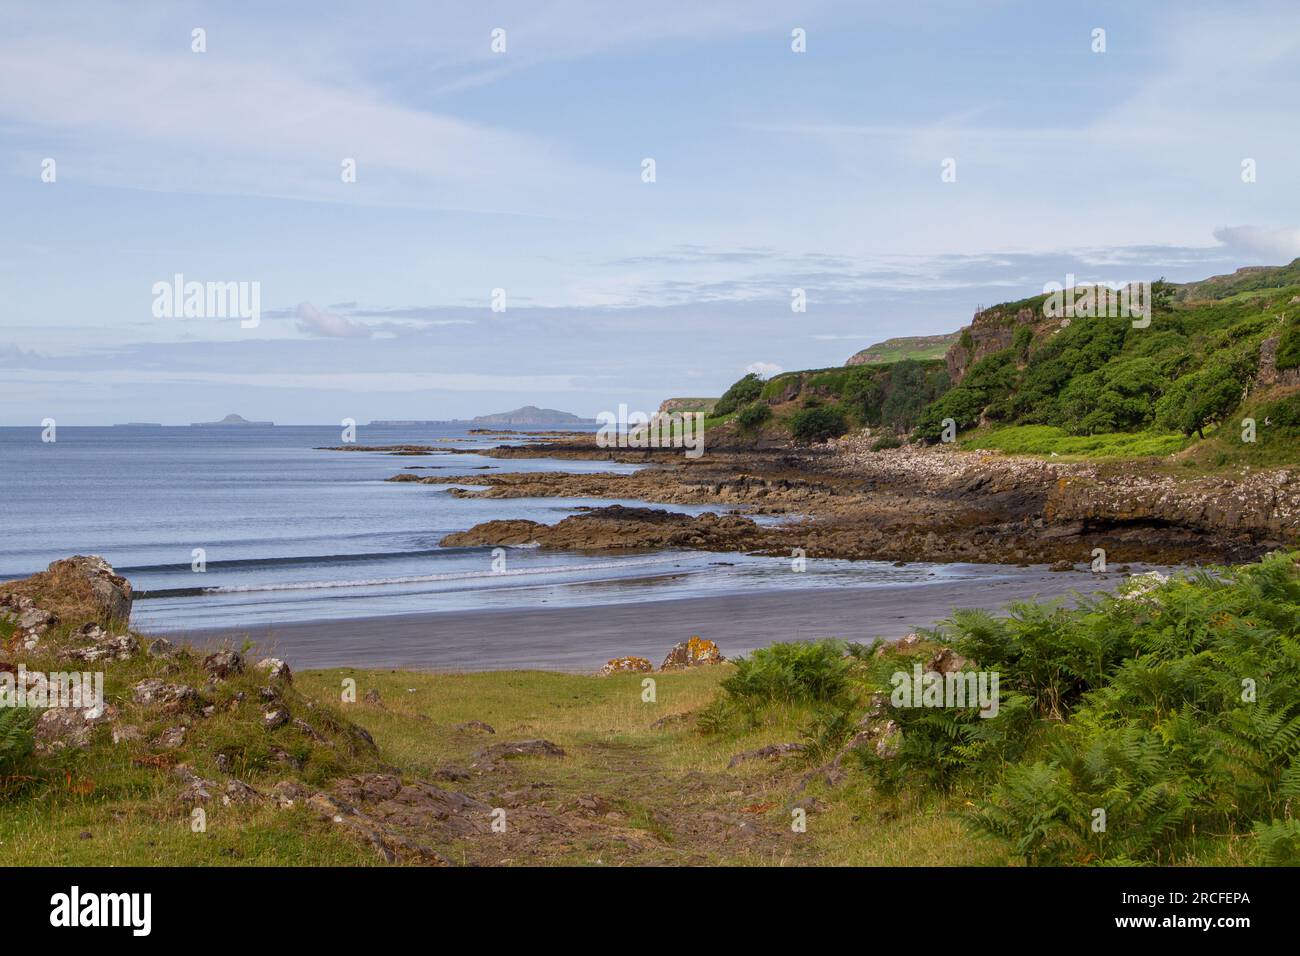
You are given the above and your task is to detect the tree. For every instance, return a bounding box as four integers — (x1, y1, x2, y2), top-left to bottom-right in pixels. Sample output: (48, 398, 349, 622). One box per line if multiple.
(1154, 361, 1245, 438)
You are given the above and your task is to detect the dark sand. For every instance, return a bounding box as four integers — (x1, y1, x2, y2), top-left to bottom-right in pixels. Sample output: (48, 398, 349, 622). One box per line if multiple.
(171, 569, 1130, 672)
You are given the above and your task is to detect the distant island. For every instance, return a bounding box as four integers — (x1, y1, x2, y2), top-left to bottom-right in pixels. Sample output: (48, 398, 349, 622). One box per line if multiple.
(368, 406, 594, 428)
(471, 406, 594, 426)
(191, 413, 274, 427)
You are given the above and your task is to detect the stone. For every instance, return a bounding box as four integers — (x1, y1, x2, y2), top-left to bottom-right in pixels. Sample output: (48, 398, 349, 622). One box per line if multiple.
(927, 647, 970, 675)
(147, 638, 179, 658)
(154, 725, 187, 749)
(263, 708, 290, 731)
(173, 765, 217, 805)
(454, 720, 495, 734)
(649, 712, 690, 730)
(203, 649, 244, 678)
(67, 631, 138, 663)
(222, 778, 263, 806)
(659, 636, 725, 670)
(600, 656, 653, 676)
(896, 633, 924, 651)
(727, 742, 806, 768)
(33, 705, 112, 753)
(292, 718, 326, 742)
(470, 739, 566, 770)
(271, 780, 310, 808)
(47, 555, 133, 624)
(131, 678, 198, 710)
(363, 688, 382, 705)
(254, 657, 291, 683)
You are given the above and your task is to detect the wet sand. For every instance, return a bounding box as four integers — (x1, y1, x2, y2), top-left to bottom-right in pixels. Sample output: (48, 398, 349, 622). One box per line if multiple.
(171, 568, 1130, 672)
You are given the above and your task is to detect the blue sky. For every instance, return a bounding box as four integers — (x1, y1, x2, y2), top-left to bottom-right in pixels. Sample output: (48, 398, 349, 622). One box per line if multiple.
(2, 0, 1299, 424)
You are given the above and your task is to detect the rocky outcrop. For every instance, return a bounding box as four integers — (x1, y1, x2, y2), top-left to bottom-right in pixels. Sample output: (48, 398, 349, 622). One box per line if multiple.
(1044, 469, 1300, 541)
(440, 505, 764, 551)
(0, 556, 132, 632)
(470, 739, 566, 771)
(1256, 335, 1300, 389)
(51, 555, 134, 624)
(600, 656, 653, 676)
(660, 637, 725, 670)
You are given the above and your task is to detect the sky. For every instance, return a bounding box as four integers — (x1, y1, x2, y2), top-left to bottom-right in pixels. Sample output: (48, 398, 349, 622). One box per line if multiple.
(2, 0, 1299, 425)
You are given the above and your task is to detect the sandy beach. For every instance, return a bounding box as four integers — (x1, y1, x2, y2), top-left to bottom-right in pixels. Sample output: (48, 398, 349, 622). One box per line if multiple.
(172, 567, 1133, 671)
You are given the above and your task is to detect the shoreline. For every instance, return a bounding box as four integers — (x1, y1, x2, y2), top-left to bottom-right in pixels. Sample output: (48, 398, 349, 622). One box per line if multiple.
(166, 567, 1131, 671)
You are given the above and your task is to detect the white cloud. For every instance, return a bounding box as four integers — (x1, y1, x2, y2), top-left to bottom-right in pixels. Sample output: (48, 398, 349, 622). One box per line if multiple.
(295, 303, 373, 339)
(1211, 226, 1300, 264)
(746, 361, 783, 378)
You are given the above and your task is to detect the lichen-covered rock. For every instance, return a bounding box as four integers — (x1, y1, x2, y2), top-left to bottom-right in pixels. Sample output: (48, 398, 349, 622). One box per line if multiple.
(659, 636, 725, 670)
(254, 657, 291, 683)
(454, 720, 496, 734)
(222, 778, 264, 806)
(154, 725, 187, 749)
(263, 708, 290, 731)
(34, 705, 114, 753)
(599, 656, 652, 676)
(927, 647, 969, 675)
(131, 678, 199, 710)
(172, 764, 217, 805)
(203, 649, 244, 679)
(896, 633, 924, 651)
(66, 627, 138, 663)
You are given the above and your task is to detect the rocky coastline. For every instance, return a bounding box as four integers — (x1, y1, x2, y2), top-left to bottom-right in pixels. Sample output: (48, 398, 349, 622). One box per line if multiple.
(383, 431, 1299, 567)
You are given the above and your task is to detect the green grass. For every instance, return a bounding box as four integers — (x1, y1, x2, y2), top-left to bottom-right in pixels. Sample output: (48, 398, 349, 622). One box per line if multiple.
(963, 424, 1190, 458)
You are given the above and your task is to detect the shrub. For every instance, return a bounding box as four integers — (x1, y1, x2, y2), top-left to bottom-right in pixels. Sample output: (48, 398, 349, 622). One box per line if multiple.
(788, 405, 849, 443)
(706, 551, 1300, 865)
(714, 373, 764, 416)
(735, 401, 772, 431)
(716, 640, 854, 707)
(913, 387, 985, 442)
(1277, 316, 1300, 371)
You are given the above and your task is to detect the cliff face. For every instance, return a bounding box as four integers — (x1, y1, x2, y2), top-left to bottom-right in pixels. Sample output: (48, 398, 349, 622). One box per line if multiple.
(944, 304, 1046, 383)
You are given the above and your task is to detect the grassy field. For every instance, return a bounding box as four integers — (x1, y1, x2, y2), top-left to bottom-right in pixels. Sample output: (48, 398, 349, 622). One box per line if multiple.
(1, 656, 998, 867)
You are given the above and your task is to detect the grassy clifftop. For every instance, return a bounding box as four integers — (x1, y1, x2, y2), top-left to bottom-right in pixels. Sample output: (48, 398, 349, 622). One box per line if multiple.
(710, 260, 1300, 466)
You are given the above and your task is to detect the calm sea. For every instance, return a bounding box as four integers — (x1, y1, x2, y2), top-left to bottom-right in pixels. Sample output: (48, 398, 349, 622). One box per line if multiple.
(0, 424, 994, 632)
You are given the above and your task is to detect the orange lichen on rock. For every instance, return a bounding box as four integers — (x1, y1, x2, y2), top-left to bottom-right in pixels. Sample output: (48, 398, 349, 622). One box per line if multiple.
(599, 656, 653, 676)
(659, 636, 725, 671)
